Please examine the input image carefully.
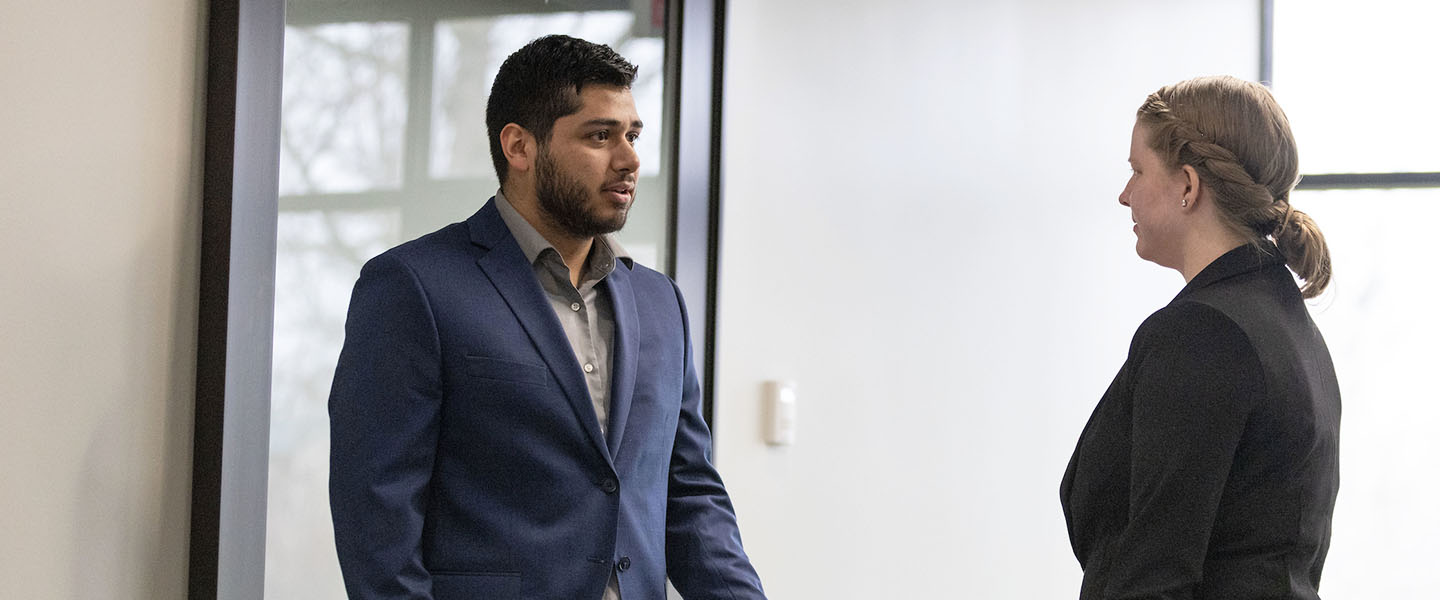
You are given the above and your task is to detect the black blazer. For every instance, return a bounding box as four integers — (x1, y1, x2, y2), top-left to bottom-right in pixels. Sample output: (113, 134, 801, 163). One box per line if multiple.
(1061, 243, 1341, 599)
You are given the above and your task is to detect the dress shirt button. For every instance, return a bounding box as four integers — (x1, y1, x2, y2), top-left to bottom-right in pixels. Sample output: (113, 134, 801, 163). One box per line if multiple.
(570, 302, 581, 312)
(600, 478, 618, 494)
(583, 363, 595, 373)
(617, 556, 631, 572)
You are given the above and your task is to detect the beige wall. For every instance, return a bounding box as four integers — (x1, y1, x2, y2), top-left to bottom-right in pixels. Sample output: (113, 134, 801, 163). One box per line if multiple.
(0, 1, 204, 598)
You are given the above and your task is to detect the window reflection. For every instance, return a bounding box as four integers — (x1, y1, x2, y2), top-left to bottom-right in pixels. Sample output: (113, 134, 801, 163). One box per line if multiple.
(267, 209, 400, 599)
(279, 23, 409, 196)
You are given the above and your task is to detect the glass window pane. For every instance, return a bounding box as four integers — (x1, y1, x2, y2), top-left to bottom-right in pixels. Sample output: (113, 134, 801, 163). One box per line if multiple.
(266, 208, 401, 599)
(279, 23, 409, 195)
(1293, 188, 1440, 596)
(1272, 0, 1440, 173)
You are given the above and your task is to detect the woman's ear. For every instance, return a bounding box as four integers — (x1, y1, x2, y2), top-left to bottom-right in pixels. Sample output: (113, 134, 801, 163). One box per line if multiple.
(1179, 163, 1202, 209)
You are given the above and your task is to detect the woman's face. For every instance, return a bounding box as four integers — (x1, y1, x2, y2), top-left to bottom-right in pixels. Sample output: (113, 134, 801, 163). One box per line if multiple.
(1120, 121, 1189, 269)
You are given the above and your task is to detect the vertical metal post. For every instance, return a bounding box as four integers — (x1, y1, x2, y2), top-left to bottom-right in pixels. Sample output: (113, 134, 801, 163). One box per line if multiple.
(668, 0, 726, 430)
(191, 0, 284, 597)
(1261, 0, 1274, 85)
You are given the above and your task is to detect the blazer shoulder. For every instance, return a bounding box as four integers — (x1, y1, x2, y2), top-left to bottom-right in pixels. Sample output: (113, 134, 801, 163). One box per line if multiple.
(623, 259, 669, 284)
(363, 221, 472, 273)
(621, 260, 685, 302)
(1133, 300, 1258, 362)
(1129, 300, 1268, 408)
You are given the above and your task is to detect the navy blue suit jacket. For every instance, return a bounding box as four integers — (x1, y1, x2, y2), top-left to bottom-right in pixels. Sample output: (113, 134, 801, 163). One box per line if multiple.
(329, 199, 764, 600)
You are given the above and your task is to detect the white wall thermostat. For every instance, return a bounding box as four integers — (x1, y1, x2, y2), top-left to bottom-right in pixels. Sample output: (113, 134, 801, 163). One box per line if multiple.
(763, 380, 797, 446)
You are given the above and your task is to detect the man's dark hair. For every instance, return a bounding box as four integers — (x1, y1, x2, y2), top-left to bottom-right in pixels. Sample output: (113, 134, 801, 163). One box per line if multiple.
(486, 35, 638, 185)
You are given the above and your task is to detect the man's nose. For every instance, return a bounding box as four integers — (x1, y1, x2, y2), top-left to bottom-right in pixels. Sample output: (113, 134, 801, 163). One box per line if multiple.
(614, 139, 640, 173)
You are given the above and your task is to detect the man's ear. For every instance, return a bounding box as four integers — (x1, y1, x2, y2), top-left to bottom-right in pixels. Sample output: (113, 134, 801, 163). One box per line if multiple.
(500, 123, 536, 176)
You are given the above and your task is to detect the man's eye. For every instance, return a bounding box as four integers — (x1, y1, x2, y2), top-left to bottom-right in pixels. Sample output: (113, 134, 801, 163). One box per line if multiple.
(592, 131, 609, 141)
(626, 132, 640, 143)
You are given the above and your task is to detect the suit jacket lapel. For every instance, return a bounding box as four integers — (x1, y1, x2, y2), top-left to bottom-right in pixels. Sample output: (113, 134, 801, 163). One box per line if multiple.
(467, 200, 614, 466)
(604, 264, 639, 457)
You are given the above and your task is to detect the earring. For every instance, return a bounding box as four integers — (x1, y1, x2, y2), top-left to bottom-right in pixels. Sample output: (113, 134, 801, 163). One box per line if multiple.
(1181, 200, 1188, 208)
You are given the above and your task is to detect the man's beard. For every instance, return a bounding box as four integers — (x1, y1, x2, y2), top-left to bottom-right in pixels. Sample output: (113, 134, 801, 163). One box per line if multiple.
(534, 147, 630, 238)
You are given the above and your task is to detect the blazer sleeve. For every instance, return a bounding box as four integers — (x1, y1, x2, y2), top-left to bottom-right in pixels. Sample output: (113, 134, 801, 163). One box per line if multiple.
(662, 279, 767, 599)
(1104, 302, 1265, 599)
(328, 252, 442, 600)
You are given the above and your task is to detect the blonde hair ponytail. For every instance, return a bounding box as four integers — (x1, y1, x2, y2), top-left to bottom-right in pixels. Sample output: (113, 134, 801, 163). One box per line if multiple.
(1273, 206, 1331, 298)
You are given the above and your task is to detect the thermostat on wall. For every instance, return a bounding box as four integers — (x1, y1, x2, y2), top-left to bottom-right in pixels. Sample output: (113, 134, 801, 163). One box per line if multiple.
(764, 381, 797, 446)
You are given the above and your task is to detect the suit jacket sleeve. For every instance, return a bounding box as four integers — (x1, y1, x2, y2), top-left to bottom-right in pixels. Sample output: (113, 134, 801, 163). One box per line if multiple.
(329, 252, 442, 600)
(662, 279, 767, 599)
(1105, 302, 1265, 599)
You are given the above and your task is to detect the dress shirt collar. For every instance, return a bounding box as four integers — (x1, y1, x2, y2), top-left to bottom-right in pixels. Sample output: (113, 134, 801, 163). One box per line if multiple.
(493, 189, 633, 272)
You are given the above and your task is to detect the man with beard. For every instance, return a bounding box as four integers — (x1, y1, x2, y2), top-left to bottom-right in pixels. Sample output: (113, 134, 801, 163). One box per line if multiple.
(327, 35, 766, 600)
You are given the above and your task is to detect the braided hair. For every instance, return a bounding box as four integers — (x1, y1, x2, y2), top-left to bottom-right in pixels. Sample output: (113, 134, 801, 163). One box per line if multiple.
(1137, 76, 1331, 298)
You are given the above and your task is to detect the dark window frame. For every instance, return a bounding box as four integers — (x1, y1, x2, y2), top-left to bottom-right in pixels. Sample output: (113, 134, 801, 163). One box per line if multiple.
(190, 0, 727, 596)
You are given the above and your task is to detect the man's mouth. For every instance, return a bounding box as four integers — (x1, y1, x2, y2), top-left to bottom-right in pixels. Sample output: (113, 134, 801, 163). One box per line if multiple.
(603, 182, 635, 201)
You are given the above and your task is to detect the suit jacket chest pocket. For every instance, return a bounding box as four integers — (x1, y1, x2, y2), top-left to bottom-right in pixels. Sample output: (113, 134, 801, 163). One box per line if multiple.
(463, 355, 550, 387)
(452, 354, 576, 434)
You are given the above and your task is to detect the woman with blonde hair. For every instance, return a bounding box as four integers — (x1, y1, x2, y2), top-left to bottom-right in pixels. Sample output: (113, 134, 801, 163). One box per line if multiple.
(1061, 75, 1341, 599)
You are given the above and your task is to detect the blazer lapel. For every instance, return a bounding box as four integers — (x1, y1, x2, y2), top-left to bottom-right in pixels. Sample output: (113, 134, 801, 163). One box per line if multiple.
(468, 200, 614, 466)
(604, 264, 639, 457)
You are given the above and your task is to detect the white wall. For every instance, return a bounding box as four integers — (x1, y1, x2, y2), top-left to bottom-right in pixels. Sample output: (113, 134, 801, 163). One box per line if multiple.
(0, 1, 204, 598)
(715, 1, 1258, 597)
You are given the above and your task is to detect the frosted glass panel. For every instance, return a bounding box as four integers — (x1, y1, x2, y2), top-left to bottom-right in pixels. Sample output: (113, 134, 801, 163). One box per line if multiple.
(279, 23, 409, 195)
(267, 209, 400, 599)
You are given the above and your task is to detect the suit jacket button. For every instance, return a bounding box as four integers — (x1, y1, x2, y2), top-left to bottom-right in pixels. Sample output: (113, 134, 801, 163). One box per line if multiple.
(617, 556, 631, 572)
(600, 478, 618, 494)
